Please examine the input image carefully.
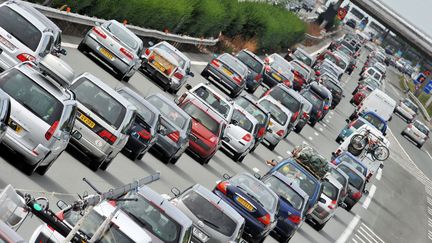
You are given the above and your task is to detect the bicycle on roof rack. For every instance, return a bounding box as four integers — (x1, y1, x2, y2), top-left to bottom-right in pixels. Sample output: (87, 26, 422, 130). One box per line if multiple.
(348, 129, 390, 161)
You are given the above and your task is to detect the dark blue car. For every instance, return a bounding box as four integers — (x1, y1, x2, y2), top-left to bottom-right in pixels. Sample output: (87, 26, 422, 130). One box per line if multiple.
(261, 171, 309, 242)
(331, 151, 370, 179)
(213, 172, 279, 243)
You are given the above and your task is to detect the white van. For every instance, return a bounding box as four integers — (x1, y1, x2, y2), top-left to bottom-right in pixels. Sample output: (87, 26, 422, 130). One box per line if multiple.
(361, 67, 383, 83)
(350, 89, 396, 122)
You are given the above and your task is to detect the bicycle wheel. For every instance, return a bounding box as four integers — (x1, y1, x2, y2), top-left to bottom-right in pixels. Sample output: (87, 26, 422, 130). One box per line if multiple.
(372, 145, 390, 161)
(350, 134, 367, 150)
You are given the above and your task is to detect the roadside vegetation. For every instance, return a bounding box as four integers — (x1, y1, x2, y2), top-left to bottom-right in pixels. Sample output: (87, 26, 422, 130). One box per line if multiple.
(399, 75, 432, 116)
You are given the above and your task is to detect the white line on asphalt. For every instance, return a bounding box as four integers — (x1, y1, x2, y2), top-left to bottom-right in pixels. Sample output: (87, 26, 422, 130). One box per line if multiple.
(318, 127, 323, 132)
(277, 156, 283, 161)
(330, 111, 334, 115)
(302, 141, 309, 145)
(287, 151, 292, 155)
(358, 226, 380, 243)
(191, 61, 208, 66)
(336, 214, 361, 243)
(252, 167, 260, 173)
(428, 197, 432, 205)
(428, 206, 432, 216)
(428, 217, 432, 227)
(308, 136, 313, 141)
(351, 239, 359, 243)
(314, 132, 319, 136)
(323, 123, 327, 127)
(326, 119, 330, 123)
(328, 116, 332, 119)
(387, 128, 418, 169)
(354, 234, 366, 243)
(426, 151, 432, 162)
(360, 223, 385, 243)
(362, 184, 377, 209)
(376, 168, 382, 181)
(428, 230, 432, 240)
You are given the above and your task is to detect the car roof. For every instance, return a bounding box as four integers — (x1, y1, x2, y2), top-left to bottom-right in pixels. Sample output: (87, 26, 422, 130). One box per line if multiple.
(259, 96, 293, 117)
(108, 20, 143, 45)
(309, 83, 332, 97)
(278, 159, 320, 183)
(157, 41, 190, 62)
(413, 120, 430, 131)
(231, 172, 279, 198)
(239, 49, 264, 64)
(16, 1, 61, 34)
(218, 53, 249, 71)
(337, 162, 366, 180)
(276, 84, 304, 101)
(233, 103, 259, 125)
(147, 93, 191, 119)
(297, 95, 313, 112)
(116, 86, 161, 116)
(239, 94, 270, 115)
(270, 171, 309, 201)
(187, 99, 225, 124)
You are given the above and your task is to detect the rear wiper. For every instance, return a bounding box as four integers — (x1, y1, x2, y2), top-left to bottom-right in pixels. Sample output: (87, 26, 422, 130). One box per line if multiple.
(202, 219, 220, 229)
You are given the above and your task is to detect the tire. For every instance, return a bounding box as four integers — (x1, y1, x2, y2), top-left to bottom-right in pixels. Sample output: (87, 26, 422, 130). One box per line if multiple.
(417, 143, 423, 149)
(100, 157, 113, 171)
(77, 42, 88, 53)
(136, 152, 145, 161)
(201, 70, 209, 79)
(372, 145, 389, 161)
(349, 112, 357, 121)
(278, 236, 292, 243)
(350, 134, 367, 150)
(200, 154, 213, 165)
(232, 152, 242, 162)
(309, 120, 316, 127)
(267, 142, 277, 151)
(352, 89, 357, 95)
(345, 203, 354, 212)
(314, 221, 327, 231)
(89, 157, 105, 172)
(123, 74, 131, 82)
(347, 144, 362, 156)
(169, 155, 180, 164)
(116, 70, 128, 81)
(349, 98, 354, 104)
(23, 162, 39, 176)
(36, 155, 59, 176)
(335, 136, 343, 144)
(250, 141, 260, 153)
(237, 151, 248, 163)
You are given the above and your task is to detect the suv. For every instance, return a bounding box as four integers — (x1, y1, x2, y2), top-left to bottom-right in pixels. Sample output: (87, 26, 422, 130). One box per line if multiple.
(69, 73, 136, 171)
(0, 89, 10, 141)
(235, 49, 265, 93)
(0, 55, 77, 176)
(0, 1, 65, 72)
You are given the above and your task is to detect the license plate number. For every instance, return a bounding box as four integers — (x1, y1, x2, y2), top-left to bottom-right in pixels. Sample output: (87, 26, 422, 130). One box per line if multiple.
(272, 73, 282, 81)
(99, 47, 114, 60)
(223, 68, 233, 76)
(8, 119, 21, 133)
(79, 113, 96, 129)
(236, 196, 254, 212)
(153, 61, 166, 72)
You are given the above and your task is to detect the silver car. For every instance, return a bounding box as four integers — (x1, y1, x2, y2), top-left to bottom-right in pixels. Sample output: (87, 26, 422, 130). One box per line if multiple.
(146, 93, 192, 164)
(0, 1, 65, 72)
(0, 89, 10, 142)
(69, 73, 136, 171)
(222, 104, 258, 162)
(141, 41, 194, 93)
(78, 20, 143, 81)
(395, 98, 418, 123)
(172, 184, 245, 243)
(402, 120, 430, 148)
(0, 57, 77, 176)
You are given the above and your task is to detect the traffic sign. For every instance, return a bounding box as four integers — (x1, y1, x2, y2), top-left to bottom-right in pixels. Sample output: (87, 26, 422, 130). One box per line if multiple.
(414, 73, 426, 85)
(423, 80, 432, 94)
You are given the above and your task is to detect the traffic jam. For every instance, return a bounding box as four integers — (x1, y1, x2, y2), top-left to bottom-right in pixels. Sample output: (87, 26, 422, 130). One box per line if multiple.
(0, 1, 426, 243)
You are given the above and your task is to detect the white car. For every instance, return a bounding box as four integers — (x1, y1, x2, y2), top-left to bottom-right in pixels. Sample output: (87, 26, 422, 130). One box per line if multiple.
(402, 120, 430, 148)
(361, 67, 383, 82)
(258, 96, 292, 150)
(394, 98, 418, 123)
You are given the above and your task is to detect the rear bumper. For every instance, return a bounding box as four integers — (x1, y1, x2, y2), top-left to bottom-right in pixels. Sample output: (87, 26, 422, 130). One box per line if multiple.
(152, 135, 183, 158)
(141, 61, 181, 90)
(204, 65, 244, 95)
(187, 137, 216, 159)
(122, 136, 153, 157)
(264, 132, 282, 145)
(403, 129, 425, 144)
(395, 107, 414, 120)
(311, 206, 333, 224)
(69, 134, 110, 162)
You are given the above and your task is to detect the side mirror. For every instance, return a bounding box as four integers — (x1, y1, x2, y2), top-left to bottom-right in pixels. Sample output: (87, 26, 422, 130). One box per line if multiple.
(171, 187, 181, 197)
(56, 200, 68, 210)
(148, 41, 155, 47)
(185, 84, 192, 90)
(222, 173, 231, 180)
(318, 198, 326, 203)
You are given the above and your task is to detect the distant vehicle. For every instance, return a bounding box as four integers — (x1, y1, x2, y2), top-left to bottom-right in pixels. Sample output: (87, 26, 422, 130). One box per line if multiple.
(308, 82, 332, 116)
(349, 89, 396, 122)
(236, 49, 265, 93)
(147, 93, 192, 164)
(346, 18, 357, 29)
(350, 85, 373, 106)
(294, 96, 312, 133)
(290, 59, 312, 91)
(302, 0, 316, 12)
(337, 111, 387, 143)
(394, 98, 419, 123)
(300, 87, 326, 127)
(292, 48, 315, 67)
(79, 20, 143, 81)
(141, 41, 194, 93)
(320, 74, 343, 108)
(352, 77, 381, 95)
(263, 53, 294, 88)
(402, 120, 430, 148)
(337, 162, 367, 211)
(0, 89, 10, 142)
(202, 53, 248, 98)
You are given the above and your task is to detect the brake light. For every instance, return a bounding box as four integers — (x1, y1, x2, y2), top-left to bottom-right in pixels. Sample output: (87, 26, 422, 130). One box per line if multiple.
(352, 191, 362, 200)
(291, 111, 299, 122)
(303, 112, 309, 119)
(347, 121, 356, 128)
(328, 200, 337, 209)
(211, 59, 220, 67)
(257, 127, 265, 138)
(98, 129, 117, 144)
(233, 75, 242, 84)
(254, 74, 262, 81)
(407, 124, 413, 128)
(276, 130, 284, 137)
(283, 80, 291, 87)
(264, 57, 270, 63)
(167, 130, 180, 142)
(145, 48, 151, 56)
(331, 159, 337, 165)
(120, 47, 133, 60)
(242, 133, 252, 142)
(288, 215, 301, 224)
(171, 71, 183, 80)
(265, 65, 271, 72)
(45, 120, 59, 141)
(216, 181, 229, 194)
(16, 53, 36, 62)
(92, 27, 107, 39)
(138, 129, 151, 140)
(258, 213, 271, 226)
(324, 106, 329, 110)
(56, 211, 64, 221)
(317, 110, 322, 118)
(263, 89, 271, 97)
(164, 68, 172, 75)
(293, 70, 300, 76)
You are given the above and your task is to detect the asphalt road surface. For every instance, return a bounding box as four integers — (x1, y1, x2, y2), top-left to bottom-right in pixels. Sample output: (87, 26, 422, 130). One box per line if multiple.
(0, 36, 431, 243)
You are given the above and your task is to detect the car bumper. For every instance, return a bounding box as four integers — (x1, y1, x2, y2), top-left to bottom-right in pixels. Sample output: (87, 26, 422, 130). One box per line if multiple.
(222, 136, 250, 155)
(246, 77, 262, 90)
(264, 132, 282, 145)
(188, 137, 216, 159)
(344, 196, 359, 208)
(271, 218, 299, 240)
(122, 136, 154, 157)
(311, 205, 333, 224)
(153, 135, 183, 158)
(204, 65, 244, 94)
(141, 61, 181, 89)
(403, 128, 426, 144)
(69, 134, 110, 162)
(395, 107, 414, 120)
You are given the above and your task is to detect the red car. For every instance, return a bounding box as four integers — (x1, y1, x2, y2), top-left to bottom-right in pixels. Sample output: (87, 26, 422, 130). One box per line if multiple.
(178, 99, 226, 164)
(314, 51, 341, 68)
(290, 60, 312, 91)
(350, 86, 373, 106)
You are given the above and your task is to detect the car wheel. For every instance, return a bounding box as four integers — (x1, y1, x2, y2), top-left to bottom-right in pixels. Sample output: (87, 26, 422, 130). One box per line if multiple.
(335, 136, 343, 144)
(267, 142, 277, 151)
(23, 162, 39, 176)
(278, 235, 292, 243)
(100, 157, 113, 171)
(136, 152, 145, 161)
(89, 157, 105, 172)
(201, 70, 209, 79)
(77, 42, 88, 53)
(123, 74, 131, 82)
(250, 141, 260, 153)
(309, 120, 316, 127)
(349, 98, 354, 104)
(314, 221, 327, 231)
(401, 131, 405, 136)
(237, 150, 249, 163)
(345, 203, 354, 212)
(417, 143, 423, 149)
(352, 89, 357, 95)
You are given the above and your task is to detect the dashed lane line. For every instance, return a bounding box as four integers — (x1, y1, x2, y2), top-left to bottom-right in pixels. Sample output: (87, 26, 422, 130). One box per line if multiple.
(308, 136, 313, 141)
(314, 132, 319, 136)
(376, 168, 382, 181)
(362, 184, 377, 209)
(336, 214, 361, 243)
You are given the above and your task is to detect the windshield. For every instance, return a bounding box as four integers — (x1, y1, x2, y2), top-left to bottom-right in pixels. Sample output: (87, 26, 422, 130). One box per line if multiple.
(414, 121, 429, 135)
(293, 50, 312, 66)
(338, 165, 364, 190)
(118, 90, 156, 125)
(147, 95, 188, 129)
(219, 54, 248, 76)
(264, 176, 304, 211)
(336, 58, 347, 69)
(403, 100, 418, 112)
(330, 169, 348, 188)
(0, 69, 63, 125)
(291, 61, 309, 79)
(235, 97, 267, 125)
(71, 78, 126, 129)
(192, 86, 231, 120)
(156, 43, 186, 69)
(268, 87, 301, 112)
(362, 113, 385, 131)
(269, 54, 292, 76)
(302, 91, 323, 108)
(277, 163, 318, 198)
(322, 181, 338, 200)
(322, 80, 342, 95)
(182, 190, 237, 236)
(0, 6, 42, 51)
(237, 51, 263, 73)
(323, 53, 339, 66)
(105, 22, 138, 50)
(182, 102, 220, 135)
(232, 109, 253, 133)
(259, 99, 288, 125)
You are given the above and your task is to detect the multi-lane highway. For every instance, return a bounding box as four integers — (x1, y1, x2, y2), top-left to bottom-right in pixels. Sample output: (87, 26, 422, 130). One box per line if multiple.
(1, 34, 431, 243)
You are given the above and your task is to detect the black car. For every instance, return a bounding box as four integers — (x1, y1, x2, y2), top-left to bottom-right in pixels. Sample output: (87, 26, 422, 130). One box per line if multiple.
(295, 96, 312, 133)
(201, 53, 249, 98)
(0, 89, 10, 141)
(320, 74, 344, 108)
(117, 87, 161, 161)
(236, 49, 265, 94)
(308, 82, 332, 117)
(262, 54, 294, 88)
(346, 19, 357, 29)
(300, 88, 325, 127)
(346, 59, 357, 75)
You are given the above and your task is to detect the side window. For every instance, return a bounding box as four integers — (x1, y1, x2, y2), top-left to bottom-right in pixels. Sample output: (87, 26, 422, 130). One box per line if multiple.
(182, 226, 193, 243)
(122, 112, 136, 134)
(40, 35, 54, 57)
(60, 104, 77, 133)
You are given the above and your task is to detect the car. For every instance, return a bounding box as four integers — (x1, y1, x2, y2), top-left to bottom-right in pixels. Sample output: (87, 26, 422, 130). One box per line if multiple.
(349, 89, 396, 122)
(69, 73, 136, 171)
(292, 48, 315, 67)
(300, 87, 325, 127)
(352, 77, 381, 95)
(394, 98, 419, 123)
(290, 60, 312, 91)
(222, 104, 259, 162)
(116, 87, 161, 161)
(315, 51, 340, 67)
(171, 184, 245, 243)
(402, 120, 430, 148)
(202, 53, 248, 98)
(213, 172, 279, 243)
(337, 111, 387, 143)
(329, 166, 350, 205)
(315, 58, 344, 80)
(0, 1, 65, 72)
(236, 49, 265, 93)
(0, 220, 25, 243)
(0, 56, 77, 176)
(320, 74, 343, 108)
(262, 53, 294, 88)
(0, 89, 10, 142)
(262, 84, 304, 133)
(360, 67, 383, 82)
(294, 96, 312, 133)
(30, 201, 153, 243)
(305, 83, 332, 116)
(78, 20, 143, 81)
(309, 176, 343, 231)
(178, 98, 226, 164)
(141, 41, 194, 93)
(114, 185, 194, 243)
(331, 151, 369, 179)
(350, 85, 373, 106)
(147, 93, 192, 164)
(345, 59, 357, 75)
(337, 162, 367, 211)
(258, 96, 292, 151)
(235, 95, 271, 151)
(346, 18, 357, 29)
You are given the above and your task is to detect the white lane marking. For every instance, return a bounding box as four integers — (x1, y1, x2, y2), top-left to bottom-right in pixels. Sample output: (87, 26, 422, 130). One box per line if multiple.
(376, 168, 382, 181)
(358, 226, 380, 243)
(326, 119, 330, 123)
(387, 129, 418, 169)
(354, 234, 366, 243)
(328, 116, 332, 119)
(302, 141, 309, 145)
(191, 61, 208, 66)
(318, 127, 323, 132)
(428, 217, 432, 227)
(308, 136, 313, 141)
(330, 111, 334, 115)
(352, 238, 359, 243)
(426, 151, 432, 162)
(286, 151, 292, 157)
(362, 184, 377, 209)
(323, 123, 327, 127)
(252, 167, 260, 173)
(277, 156, 283, 161)
(428, 230, 432, 240)
(428, 197, 432, 205)
(314, 132, 319, 136)
(428, 206, 432, 215)
(336, 214, 361, 243)
(360, 223, 385, 243)
(389, 85, 400, 96)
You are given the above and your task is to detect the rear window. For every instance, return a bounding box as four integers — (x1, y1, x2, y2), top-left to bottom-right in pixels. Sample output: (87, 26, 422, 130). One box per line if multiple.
(71, 78, 126, 129)
(352, 120, 365, 129)
(235, 97, 267, 125)
(293, 50, 312, 66)
(414, 121, 429, 135)
(338, 165, 364, 190)
(232, 110, 253, 133)
(330, 169, 348, 187)
(236, 51, 263, 73)
(182, 102, 220, 135)
(0, 6, 42, 51)
(0, 69, 63, 125)
(118, 90, 156, 125)
(192, 86, 231, 119)
(182, 191, 237, 237)
(156, 43, 186, 69)
(322, 181, 338, 200)
(338, 154, 366, 174)
(322, 80, 342, 94)
(269, 55, 292, 77)
(362, 113, 385, 131)
(219, 54, 247, 76)
(302, 91, 323, 109)
(277, 163, 318, 198)
(269, 87, 301, 112)
(264, 176, 304, 211)
(259, 99, 288, 125)
(105, 22, 138, 50)
(403, 100, 418, 112)
(291, 61, 309, 79)
(323, 53, 339, 65)
(147, 96, 187, 129)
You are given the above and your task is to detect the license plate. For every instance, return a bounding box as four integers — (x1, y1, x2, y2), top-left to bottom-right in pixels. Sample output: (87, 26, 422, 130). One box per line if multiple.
(8, 119, 21, 133)
(153, 61, 166, 72)
(79, 113, 96, 129)
(272, 73, 282, 81)
(236, 196, 254, 212)
(99, 47, 114, 60)
(269, 121, 273, 126)
(223, 68, 233, 76)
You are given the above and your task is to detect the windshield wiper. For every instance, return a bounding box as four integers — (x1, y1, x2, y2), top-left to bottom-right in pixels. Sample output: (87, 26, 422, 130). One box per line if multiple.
(123, 211, 153, 231)
(202, 219, 220, 229)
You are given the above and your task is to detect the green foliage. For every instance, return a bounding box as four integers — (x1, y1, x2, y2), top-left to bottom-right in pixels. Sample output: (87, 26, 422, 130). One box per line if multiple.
(52, 0, 306, 50)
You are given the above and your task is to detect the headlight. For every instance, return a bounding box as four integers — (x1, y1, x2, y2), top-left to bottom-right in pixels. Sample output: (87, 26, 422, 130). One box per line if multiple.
(192, 227, 209, 242)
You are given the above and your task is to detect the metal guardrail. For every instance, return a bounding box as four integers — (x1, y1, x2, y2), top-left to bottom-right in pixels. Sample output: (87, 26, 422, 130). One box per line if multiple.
(26, 2, 219, 46)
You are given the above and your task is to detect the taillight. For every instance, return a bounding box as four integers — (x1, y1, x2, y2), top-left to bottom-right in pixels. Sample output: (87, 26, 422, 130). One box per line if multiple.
(283, 80, 291, 87)
(408, 124, 413, 128)
(317, 111, 322, 118)
(148, 55, 155, 62)
(254, 73, 262, 81)
(92, 27, 107, 39)
(56, 211, 64, 221)
(98, 129, 117, 144)
(287, 214, 301, 224)
(167, 130, 180, 142)
(164, 68, 172, 75)
(258, 213, 271, 226)
(173, 71, 184, 80)
(331, 160, 337, 165)
(276, 130, 284, 137)
(120, 47, 133, 60)
(145, 48, 151, 55)
(328, 200, 337, 209)
(265, 65, 271, 72)
(233, 75, 242, 84)
(264, 57, 270, 63)
(211, 59, 220, 67)
(242, 133, 252, 142)
(303, 112, 309, 119)
(263, 89, 271, 97)
(257, 127, 265, 138)
(16, 53, 36, 62)
(291, 111, 299, 122)
(352, 191, 362, 200)
(138, 129, 151, 140)
(216, 181, 229, 194)
(324, 106, 329, 110)
(45, 120, 59, 141)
